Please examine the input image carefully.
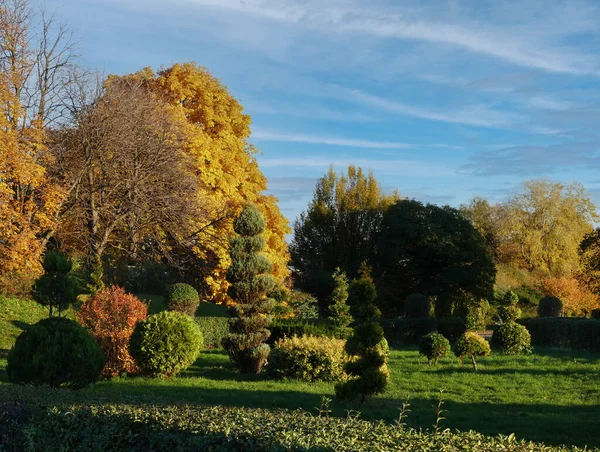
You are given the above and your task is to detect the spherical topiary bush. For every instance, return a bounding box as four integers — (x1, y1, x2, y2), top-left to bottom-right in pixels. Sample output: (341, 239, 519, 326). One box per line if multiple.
(130, 311, 203, 377)
(404, 293, 432, 318)
(454, 332, 491, 372)
(7, 317, 105, 389)
(167, 283, 200, 317)
(538, 296, 563, 317)
(436, 316, 466, 343)
(419, 332, 451, 366)
(497, 305, 522, 323)
(491, 322, 531, 355)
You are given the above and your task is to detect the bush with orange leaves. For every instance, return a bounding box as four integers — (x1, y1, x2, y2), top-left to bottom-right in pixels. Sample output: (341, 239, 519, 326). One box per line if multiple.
(77, 286, 148, 377)
(539, 277, 600, 317)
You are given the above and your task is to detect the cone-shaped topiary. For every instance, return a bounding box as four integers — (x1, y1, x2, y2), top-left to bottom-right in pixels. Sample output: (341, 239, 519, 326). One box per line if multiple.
(328, 268, 353, 337)
(335, 266, 389, 401)
(222, 204, 276, 374)
(32, 250, 79, 317)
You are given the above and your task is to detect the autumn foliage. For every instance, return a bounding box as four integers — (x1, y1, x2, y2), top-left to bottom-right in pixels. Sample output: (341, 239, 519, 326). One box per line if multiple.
(76, 286, 148, 377)
(540, 277, 600, 317)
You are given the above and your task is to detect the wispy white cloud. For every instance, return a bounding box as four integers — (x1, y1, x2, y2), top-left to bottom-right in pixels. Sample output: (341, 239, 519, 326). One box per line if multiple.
(252, 129, 412, 149)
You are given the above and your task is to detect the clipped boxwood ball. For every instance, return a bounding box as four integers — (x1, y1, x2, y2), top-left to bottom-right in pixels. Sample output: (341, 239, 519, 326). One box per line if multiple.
(491, 322, 531, 355)
(7, 317, 105, 389)
(129, 311, 203, 377)
(419, 332, 450, 365)
(167, 283, 200, 317)
(538, 296, 563, 317)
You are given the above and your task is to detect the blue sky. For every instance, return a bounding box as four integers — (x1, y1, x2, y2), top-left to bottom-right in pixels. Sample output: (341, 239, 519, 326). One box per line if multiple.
(45, 0, 600, 225)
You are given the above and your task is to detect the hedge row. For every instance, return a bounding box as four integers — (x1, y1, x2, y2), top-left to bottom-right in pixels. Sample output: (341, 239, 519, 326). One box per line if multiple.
(0, 402, 583, 452)
(195, 317, 231, 349)
(519, 318, 600, 352)
(267, 318, 341, 345)
(378, 317, 437, 345)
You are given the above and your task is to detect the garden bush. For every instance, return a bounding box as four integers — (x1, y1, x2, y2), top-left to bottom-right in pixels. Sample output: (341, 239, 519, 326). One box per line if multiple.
(7, 317, 104, 388)
(76, 286, 148, 377)
(403, 293, 432, 318)
(497, 305, 522, 323)
(454, 332, 491, 372)
(130, 311, 203, 377)
(436, 316, 466, 343)
(268, 318, 340, 344)
(378, 317, 437, 345)
(167, 283, 200, 317)
(267, 335, 349, 382)
(195, 317, 231, 349)
(0, 402, 585, 452)
(491, 322, 531, 355)
(538, 296, 563, 317)
(519, 317, 600, 352)
(419, 332, 451, 365)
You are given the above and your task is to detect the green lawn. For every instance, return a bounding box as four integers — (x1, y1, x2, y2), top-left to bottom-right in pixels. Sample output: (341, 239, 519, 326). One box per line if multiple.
(1, 296, 599, 448)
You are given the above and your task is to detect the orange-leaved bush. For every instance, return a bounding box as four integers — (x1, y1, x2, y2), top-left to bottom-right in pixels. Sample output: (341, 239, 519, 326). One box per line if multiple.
(76, 286, 148, 377)
(540, 277, 600, 317)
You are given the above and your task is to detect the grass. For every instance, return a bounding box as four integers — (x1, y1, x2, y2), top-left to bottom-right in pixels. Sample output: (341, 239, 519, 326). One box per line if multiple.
(1, 296, 599, 448)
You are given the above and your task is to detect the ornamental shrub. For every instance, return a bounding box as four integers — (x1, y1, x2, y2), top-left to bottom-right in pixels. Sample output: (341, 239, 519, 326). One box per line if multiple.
(436, 316, 466, 343)
(497, 305, 522, 323)
(491, 322, 531, 355)
(167, 283, 200, 317)
(268, 335, 349, 382)
(419, 332, 451, 365)
(404, 293, 431, 318)
(538, 296, 563, 317)
(268, 318, 340, 344)
(32, 250, 78, 317)
(222, 204, 276, 374)
(327, 268, 353, 337)
(518, 317, 600, 352)
(76, 286, 148, 377)
(454, 332, 491, 372)
(7, 317, 104, 389)
(130, 311, 203, 377)
(195, 317, 231, 349)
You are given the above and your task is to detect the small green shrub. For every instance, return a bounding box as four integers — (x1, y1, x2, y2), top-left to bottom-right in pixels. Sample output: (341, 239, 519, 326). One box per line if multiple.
(195, 317, 231, 349)
(268, 335, 349, 382)
(378, 317, 437, 345)
(403, 293, 431, 318)
(419, 332, 451, 365)
(167, 283, 200, 317)
(454, 332, 491, 372)
(7, 317, 104, 389)
(130, 311, 203, 377)
(491, 322, 531, 354)
(538, 296, 563, 317)
(497, 305, 522, 323)
(436, 316, 466, 343)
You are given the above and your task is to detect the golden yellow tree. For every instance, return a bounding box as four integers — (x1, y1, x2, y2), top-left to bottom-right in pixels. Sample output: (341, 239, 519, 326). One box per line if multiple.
(0, 0, 67, 294)
(113, 63, 290, 303)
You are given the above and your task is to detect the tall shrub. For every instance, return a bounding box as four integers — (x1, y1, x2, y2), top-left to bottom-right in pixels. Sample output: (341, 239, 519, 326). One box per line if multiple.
(76, 286, 148, 377)
(222, 204, 276, 374)
(336, 270, 389, 401)
(328, 268, 353, 337)
(32, 251, 78, 317)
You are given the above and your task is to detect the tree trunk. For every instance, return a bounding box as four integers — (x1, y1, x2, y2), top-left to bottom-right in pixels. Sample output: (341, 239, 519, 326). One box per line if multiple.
(471, 354, 478, 372)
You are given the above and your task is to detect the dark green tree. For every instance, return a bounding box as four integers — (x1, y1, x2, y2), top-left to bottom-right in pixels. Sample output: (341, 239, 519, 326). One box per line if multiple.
(376, 200, 496, 317)
(32, 251, 78, 317)
(222, 204, 276, 374)
(336, 268, 389, 401)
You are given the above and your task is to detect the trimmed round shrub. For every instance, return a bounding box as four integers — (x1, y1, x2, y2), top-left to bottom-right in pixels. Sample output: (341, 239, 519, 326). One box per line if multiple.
(538, 296, 563, 317)
(167, 283, 200, 317)
(268, 335, 349, 382)
(404, 293, 431, 318)
(436, 316, 466, 343)
(419, 332, 451, 365)
(497, 304, 522, 323)
(492, 322, 531, 354)
(7, 317, 105, 389)
(130, 311, 203, 377)
(76, 286, 148, 377)
(454, 332, 491, 372)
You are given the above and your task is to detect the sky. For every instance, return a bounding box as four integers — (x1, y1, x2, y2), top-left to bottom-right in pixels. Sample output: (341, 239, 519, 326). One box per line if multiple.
(44, 0, 600, 226)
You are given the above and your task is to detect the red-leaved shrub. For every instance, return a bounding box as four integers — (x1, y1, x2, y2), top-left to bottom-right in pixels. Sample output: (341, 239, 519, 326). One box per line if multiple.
(76, 286, 148, 377)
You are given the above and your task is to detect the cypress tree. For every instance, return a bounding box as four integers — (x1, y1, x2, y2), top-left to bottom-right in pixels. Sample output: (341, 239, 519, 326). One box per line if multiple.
(222, 204, 276, 373)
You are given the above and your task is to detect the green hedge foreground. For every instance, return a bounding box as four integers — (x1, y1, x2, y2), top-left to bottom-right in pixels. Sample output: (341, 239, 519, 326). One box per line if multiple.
(0, 401, 587, 452)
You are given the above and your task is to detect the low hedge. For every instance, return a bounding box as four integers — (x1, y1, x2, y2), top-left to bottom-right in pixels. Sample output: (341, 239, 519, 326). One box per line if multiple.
(519, 318, 600, 352)
(378, 317, 437, 345)
(267, 318, 340, 344)
(0, 401, 584, 451)
(195, 317, 231, 349)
